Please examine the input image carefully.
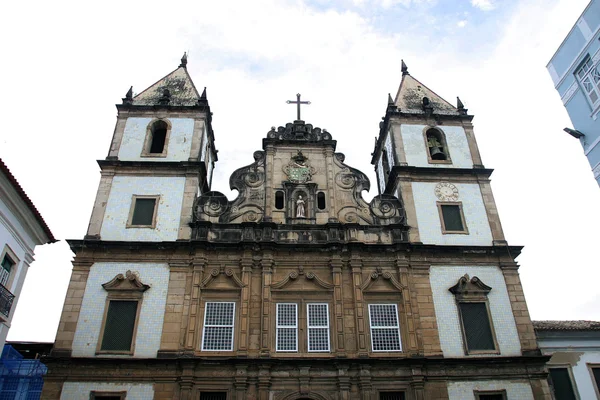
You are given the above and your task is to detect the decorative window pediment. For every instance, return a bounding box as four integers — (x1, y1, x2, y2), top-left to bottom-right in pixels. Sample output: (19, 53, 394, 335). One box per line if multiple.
(102, 270, 150, 293)
(361, 267, 406, 293)
(200, 267, 246, 290)
(271, 266, 333, 291)
(448, 274, 491, 301)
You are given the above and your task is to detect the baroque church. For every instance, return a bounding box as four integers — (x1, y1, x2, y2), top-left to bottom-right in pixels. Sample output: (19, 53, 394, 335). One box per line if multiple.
(42, 55, 551, 399)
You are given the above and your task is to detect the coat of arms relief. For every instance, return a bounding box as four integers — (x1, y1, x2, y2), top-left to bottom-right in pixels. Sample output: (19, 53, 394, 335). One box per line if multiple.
(283, 151, 317, 183)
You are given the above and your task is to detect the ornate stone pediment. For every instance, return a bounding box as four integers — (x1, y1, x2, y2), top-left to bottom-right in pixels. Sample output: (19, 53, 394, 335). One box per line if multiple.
(361, 267, 405, 292)
(102, 270, 150, 292)
(201, 267, 246, 290)
(266, 120, 333, 142)
(448, 274, 492, 300)
(271, 266, 333, 291)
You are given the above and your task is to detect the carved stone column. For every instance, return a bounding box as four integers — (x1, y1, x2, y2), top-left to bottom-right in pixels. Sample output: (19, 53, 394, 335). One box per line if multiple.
(336, 364, 351, 400)
(260, 253, 274, 356)
(299, 366, 311, 395)
(358, 365, 373, 400)
(234, 364, 249, 400)
(411, 364, 425, 400)
(330, 253, 346, 356)
(350, 255, 367, 355)
(238, 251, 253, 355)
(257, 365, 271, 400)
(185, 257, 206, 351)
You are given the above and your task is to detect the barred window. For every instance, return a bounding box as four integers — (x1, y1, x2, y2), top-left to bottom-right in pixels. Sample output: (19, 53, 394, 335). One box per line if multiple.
(380, 392, 406, 400)
(307, 303, 330, 352)
(459, 302, 495, 352)
(202, 302, 235, 351)
(276, 303, 298, 352)
(100, 300, 138, 352)
(200, 393, 227, 400)
(368, 304, 402, 352)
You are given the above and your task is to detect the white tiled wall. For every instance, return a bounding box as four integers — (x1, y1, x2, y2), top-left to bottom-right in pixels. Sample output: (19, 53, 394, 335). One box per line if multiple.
(119, 117, 195, 161)
(430, 266, 521, 358)
(100, 176, 185, 241)
(399, 124, 473, 168)
(412, 182, 493, 245)
(60, 382, 154, 400)
(72, 262, 169, 358)
(447, 380, 534, 400)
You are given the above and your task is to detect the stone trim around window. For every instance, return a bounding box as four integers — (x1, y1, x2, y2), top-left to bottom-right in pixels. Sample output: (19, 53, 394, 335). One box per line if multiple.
(473, 390, 507, 400)
(96, 271, 149, 355)
(126, 195, 160, 229)
(449, 274, 499, 355)
(436, 202, 469, 235)
(141, 118, 171, 158)
(90, 391, 127, 400)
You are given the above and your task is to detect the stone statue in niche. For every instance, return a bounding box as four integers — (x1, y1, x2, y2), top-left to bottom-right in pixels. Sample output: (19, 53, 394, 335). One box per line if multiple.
(296, 195, 306, 218)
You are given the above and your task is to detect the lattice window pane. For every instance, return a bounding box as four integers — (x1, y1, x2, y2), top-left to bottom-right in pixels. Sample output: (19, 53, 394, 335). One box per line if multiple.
(308, 304, 330, 352)
(459, 302, 495, 351)
(202, 302, 235, 351)
(369, 304, 402, 351)
(276, 303, 297, 352)
(100, 300, 138, 351)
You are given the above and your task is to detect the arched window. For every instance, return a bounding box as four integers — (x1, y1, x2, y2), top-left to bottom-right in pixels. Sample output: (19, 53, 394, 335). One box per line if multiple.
(275, 191, 284, 210)
(425, 128, 450, 163)
(317, 192, 326, 210)
(142, 119, 170, 156)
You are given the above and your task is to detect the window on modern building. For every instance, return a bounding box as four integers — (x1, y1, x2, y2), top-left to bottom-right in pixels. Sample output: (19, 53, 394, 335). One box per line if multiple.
(548, 368, 577, 400)
(307, 303, 330, 352)
(0, 253, 15, 287)
(474, 391, 507, 400)
(275, 191, 285, 210)
(200, 393, 227, 400)
(317, 192, 326, 210)
(128, 196, 159, 228)
(380, 392, 406, 400)
(276, 303, 298, 352)
(147, 120, 168, 155)
(368, 304, 402, 352)
(576, 56, 600, 106)
(591, 366, 600, 397)
(449, 274, 497, 355)
(202, 302, 235, 351)
(90, 392, 126, 400)
(99, 300, 139, 352)
(425, 128, 450, 162)
(438, 202, 467, 234)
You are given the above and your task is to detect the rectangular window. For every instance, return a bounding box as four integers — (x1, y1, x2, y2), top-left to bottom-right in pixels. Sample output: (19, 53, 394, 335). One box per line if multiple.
(90, 392, 127, 400)
(202, 302, 235, 351)
(474, 391, 506, 400)
(0, 254, 14, 287)
(276, 303, 298, 352)
(438, 202, 467, 233)
(307, 303, 330, 352)
(380, 392, 406, 400)
(577, 56, 600, 106)
(127, 196, 159, 228)
(458, 302, 496, 352)
(200, 393, 227, 400)
(100, 300, 139, 352)
(591, 366, 600, 396)
(549, 368, 577, 400)
(368, 304, 402, 352)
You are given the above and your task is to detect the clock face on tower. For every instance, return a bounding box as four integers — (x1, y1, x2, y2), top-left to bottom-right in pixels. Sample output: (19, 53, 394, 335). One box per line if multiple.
(435, 182, 459, 201)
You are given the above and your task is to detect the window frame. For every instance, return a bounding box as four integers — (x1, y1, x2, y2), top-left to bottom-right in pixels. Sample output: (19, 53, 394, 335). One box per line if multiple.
(368, 303, 403, 353)
(199, 391, 228, 400)
(0, 245, 18, 289)
(378, 391, 406, 400)
(90, 391, 127, 400)
(141, 118, 171, 158)
(588, 364, 600, 399)
(575, 56, 600, 109)
(437, 201, 469, 234)
(548, 366, 579, 400)
(96, 297, 143, 355)
(423, 127, 452, 164)
(306, 303, 331, 353)
(457, 300, 498, 354)
(276, 303, 298, 352)
(126, 195, 160, 229)
(473, 390, 507, 400)
(201, 301, 236, 352)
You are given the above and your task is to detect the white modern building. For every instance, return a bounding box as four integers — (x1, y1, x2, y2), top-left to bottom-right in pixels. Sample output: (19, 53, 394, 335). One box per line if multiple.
(0, 159, 56, 348)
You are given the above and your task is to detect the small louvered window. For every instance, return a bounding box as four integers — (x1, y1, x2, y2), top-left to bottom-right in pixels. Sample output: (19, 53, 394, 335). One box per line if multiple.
(368, 304, 402, 352)
(459, 302, 495, 351)
(202, 302, 235, 351)
(307, 304, 330, 352)
(276, 303, 298, 352)
(100, 300, 138, 352)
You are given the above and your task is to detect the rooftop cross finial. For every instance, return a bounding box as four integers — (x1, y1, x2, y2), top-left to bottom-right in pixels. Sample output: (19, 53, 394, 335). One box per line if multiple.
(401, 59, 409, 76)
(286, 93, 311, 121)
(180, 52, 188, 68)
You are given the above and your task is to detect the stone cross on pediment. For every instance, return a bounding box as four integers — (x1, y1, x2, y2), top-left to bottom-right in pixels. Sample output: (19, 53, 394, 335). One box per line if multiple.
(286, 93, 311, 121)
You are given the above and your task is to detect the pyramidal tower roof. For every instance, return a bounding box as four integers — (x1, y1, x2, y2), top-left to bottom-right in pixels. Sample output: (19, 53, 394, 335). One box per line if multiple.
(393, 60, 458, 115)
(131, 53, 203, 106)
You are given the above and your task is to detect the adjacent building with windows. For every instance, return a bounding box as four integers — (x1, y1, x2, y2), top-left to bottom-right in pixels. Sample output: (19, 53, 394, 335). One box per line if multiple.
(534, 321, 600, 400)
(0, 159, 55, 350)
(42, 55, 551, 399)
(547, 0, 600, 186)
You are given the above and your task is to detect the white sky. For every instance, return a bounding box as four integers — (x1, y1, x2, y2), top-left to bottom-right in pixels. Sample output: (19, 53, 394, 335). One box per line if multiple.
(1, 0, 598, 342)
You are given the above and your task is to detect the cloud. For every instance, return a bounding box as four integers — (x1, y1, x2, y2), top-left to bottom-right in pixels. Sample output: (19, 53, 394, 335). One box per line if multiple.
(471, 0, 495, 11)
(457, 20, 467, 27)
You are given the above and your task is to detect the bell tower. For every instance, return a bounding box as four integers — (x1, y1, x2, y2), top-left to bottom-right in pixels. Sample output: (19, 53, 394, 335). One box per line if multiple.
(372, 60, 506, 246)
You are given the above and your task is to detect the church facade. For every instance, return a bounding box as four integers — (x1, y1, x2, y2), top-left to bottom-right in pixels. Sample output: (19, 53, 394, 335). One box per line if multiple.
(42, 55, 551, 400)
